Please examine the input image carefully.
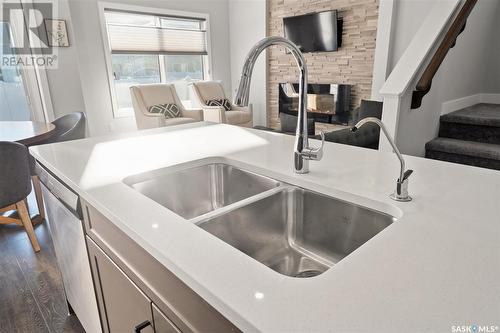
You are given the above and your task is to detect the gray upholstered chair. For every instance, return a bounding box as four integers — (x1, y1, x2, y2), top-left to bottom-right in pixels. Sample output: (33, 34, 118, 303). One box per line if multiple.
(29, 112, 87, 221)
(130, 84, 203, 130)
(254, 100, 383, 150)
(190, 81, 253, 127)
(0, 142, 41, 252)
(279, 112, 315, 135)
(312, 100, 383, 149)
(47, 112, 86, 143)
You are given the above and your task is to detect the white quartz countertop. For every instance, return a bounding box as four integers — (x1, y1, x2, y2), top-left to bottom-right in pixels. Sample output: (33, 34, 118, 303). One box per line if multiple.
(30, 122, 500, 332)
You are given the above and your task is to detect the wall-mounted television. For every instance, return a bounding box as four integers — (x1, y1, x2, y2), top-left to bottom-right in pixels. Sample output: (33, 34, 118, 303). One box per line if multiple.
(283, 10, 342, 53)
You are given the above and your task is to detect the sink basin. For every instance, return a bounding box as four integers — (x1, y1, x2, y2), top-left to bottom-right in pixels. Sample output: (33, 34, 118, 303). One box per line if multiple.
(197, 187, 396, 278)
(125, 163, 280, 219)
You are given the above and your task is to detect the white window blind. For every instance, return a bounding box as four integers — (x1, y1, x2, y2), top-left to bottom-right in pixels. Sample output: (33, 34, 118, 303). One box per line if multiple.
(105, 11, 207, 55)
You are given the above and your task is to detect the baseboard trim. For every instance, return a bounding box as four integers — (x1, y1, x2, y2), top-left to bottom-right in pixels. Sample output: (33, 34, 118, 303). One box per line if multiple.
(441, 93, 500, 115)
(480, 93, 500, 104)
(441, 94, 481, 115)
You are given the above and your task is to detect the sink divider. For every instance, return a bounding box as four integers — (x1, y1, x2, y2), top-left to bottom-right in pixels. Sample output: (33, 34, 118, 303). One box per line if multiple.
(191, 185, 294, 226)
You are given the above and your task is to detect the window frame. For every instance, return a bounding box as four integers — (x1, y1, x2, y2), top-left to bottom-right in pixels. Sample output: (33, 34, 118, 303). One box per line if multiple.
(1, 11, 55, 123)
(98, 2, 213, 118)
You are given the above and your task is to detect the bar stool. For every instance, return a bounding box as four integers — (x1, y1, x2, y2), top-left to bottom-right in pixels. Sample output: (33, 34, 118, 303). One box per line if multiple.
(0, 141, 41, 252)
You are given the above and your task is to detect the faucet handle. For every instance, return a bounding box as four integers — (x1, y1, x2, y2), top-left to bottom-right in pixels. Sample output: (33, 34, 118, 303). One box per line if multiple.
(392, 169, 413, 202)
(400, 169, 413, 181)
(302, 131, 325, 161)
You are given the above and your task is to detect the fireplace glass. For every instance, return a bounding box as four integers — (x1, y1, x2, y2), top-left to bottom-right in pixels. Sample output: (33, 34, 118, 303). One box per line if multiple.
(279, 83, 352, 125)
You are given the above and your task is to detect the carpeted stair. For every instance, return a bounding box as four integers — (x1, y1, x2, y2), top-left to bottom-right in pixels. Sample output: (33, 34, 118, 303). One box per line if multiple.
(425, 103, 500, 170)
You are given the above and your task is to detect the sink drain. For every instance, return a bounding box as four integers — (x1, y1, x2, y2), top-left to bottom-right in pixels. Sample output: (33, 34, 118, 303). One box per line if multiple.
(294, 270, 323, 278)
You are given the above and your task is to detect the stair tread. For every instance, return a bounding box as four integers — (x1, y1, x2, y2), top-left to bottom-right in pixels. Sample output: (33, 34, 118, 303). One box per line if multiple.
(426, 138, 500, 161)
(441, 103, 500, 127)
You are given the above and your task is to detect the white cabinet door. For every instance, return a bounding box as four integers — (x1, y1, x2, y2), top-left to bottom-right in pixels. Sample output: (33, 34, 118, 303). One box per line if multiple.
(152, 304, 181, 333)
(87, 238, 154, 333)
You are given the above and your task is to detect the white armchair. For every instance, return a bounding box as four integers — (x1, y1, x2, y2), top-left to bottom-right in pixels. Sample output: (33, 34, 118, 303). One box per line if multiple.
(130, 84, 203, 130)
(190, 81, 253, 127)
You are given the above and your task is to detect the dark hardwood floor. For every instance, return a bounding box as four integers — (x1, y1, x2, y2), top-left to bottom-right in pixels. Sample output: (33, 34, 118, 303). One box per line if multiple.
(0, 195, 85, 333)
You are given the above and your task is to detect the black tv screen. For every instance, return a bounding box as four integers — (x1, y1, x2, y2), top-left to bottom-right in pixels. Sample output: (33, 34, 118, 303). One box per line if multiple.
(283, 10, 340, 53)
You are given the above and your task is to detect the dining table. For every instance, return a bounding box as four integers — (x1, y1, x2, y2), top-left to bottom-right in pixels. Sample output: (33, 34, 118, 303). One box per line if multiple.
(0, 121, 56, 146)
(0, 120, 56, 225)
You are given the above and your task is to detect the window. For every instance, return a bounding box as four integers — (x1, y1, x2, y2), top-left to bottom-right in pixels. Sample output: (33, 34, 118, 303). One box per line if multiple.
(0, 22, 31, 121)
(103, 8, 210, 117)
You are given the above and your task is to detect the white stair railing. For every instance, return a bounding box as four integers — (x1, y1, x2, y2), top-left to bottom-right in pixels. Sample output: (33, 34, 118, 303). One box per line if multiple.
(378, 0, 464, 153)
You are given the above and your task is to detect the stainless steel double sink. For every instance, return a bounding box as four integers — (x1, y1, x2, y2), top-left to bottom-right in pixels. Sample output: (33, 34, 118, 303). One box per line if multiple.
(124, 162, 396, 278)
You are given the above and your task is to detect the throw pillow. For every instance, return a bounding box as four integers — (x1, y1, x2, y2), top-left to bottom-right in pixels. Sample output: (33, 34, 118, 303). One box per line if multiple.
(148, 103, 181, 119)
(206, 98, 231, 111)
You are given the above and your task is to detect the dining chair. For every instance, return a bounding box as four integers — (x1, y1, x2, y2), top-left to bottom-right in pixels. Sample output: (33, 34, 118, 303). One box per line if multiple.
(30, 112, 87, 221)
(47, 112, 87, 144)
(0, 142, 41, 252)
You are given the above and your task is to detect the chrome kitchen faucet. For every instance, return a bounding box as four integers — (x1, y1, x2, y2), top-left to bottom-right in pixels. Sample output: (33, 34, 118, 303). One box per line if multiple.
(234, 36, 325, 174)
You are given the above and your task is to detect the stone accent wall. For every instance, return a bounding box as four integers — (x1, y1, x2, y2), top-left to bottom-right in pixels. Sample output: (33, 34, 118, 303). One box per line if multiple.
(267, 0, 379, 129)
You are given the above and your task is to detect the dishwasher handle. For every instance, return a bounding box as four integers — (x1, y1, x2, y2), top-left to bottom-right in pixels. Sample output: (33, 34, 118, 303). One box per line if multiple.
(36, 162, 82, 219)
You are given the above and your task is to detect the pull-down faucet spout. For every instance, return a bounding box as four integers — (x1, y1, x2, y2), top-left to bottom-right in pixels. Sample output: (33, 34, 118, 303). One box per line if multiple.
(234, 36, 324, 174)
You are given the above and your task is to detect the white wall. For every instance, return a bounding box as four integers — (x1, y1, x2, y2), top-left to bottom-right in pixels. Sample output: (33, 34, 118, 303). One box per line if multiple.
(228, 0, 267, 127)
(66, 0, 232, 136)
(45, 0, 86, 120)
(382, 0, 500, 156)
(388, 0, 434, 72)
(482, 6, 500, 94)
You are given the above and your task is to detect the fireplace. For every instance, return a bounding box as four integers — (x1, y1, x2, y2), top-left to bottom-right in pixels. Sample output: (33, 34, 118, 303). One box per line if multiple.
(279, 83, 351, 125)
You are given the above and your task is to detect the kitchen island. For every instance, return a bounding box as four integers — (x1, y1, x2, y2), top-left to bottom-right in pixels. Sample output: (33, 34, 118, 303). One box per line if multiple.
(30, 122, 500, 332)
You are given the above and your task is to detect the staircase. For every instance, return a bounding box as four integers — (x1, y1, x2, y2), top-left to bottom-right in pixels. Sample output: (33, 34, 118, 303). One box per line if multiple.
(425, 104, 500, 170)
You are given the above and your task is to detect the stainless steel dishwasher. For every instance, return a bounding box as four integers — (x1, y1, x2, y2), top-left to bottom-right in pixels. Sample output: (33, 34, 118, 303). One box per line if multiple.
(37, 163, 102, 333)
